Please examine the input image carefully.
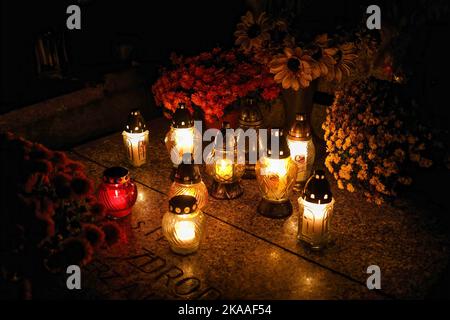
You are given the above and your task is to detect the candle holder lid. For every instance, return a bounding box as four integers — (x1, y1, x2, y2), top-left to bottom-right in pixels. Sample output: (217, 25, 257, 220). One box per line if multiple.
(174, 154, 202, 184)
(172, 103, 194, 128)
(103, 166, 131, 184)
(302, 170, 333, 204)
(169, 195, 198, 215)
(125, 109, 147, 133)
(266, 128, 290, 159)
(238, 99, 263, 128)
(288, 113, 311, 141)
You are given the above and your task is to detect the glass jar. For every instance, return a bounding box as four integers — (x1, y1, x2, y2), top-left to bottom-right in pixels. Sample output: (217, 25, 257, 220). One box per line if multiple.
(97, 167, 138, 219)
(168, 156, 208, 209)
(287, 113, 315, 190)
(205, 122, 245, 199)
(162, 195, 205, 255)
(255, 129, 297, 218)
(298, 170, 334, 250)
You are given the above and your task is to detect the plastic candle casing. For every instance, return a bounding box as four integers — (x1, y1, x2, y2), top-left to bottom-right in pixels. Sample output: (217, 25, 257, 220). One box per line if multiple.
(298, 170, 334, 250)
(205, 122, 245, 199)
(122, 109, 149, 167)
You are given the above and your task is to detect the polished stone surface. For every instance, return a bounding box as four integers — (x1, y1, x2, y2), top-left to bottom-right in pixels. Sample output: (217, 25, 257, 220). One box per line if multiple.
(72, 118, 450, 299)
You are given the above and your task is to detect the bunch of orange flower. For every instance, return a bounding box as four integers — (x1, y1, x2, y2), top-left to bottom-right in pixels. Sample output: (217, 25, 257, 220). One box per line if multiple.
(234, 11, 359, 91)
(152, 48, 281, 125)
(322, 79, 433, 205)
(0, 133, 125, 297)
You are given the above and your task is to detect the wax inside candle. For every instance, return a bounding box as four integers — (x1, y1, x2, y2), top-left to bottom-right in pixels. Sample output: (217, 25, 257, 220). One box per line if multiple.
(174, 220, 196, 242)
(215, 158, 233, 179)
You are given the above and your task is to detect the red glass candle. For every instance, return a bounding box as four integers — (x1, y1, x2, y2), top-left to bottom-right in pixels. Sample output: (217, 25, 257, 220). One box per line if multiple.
(98, 167, 138, 219)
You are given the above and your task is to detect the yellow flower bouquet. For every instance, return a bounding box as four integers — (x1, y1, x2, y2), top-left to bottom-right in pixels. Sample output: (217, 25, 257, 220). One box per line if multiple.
(323, 78, 433, 205)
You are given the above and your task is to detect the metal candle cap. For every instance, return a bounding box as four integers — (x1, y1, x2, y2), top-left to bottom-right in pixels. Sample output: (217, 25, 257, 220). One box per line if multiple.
(169, 195, 198, 215)
(103, 166, 131, 185)
(266, 128, 290, 159)
(172, 103, 194, 128)
(288, 113, 311, 141)
(174, 154, 202, 184)
(302, 170, 333, 204)
(238, 98, 263, 128)
(125, 109, 147, 133)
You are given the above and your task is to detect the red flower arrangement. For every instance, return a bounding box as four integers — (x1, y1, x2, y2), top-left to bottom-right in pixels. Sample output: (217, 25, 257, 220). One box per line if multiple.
(152, 48, 281, 125)
(0, 133, 125, 298)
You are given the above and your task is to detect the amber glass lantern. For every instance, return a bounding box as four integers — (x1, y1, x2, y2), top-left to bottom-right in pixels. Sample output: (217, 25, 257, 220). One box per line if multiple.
(206, 122, 245, 199)
(168, 154, 208, 210)
(164, 103, 199, 180)
(122, 109, 149, 167)
(238, 98, 264, 179)
(287, 113, 315, 191)
(162, 195, 205, 255)
(298, 170, 334, 250)
(255, 129, 297, 218)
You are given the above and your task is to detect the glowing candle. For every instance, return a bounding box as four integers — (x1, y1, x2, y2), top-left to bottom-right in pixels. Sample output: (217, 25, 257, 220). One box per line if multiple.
(162, 195, 205, 255)
(255, 129, 297, 218)
(205, 122, 245, 200)
(215, 158, 234, 181)
(122, 109, 149, 167)
(97, 167, 138, 219)
(287, 113, 315, 190)
(165, 103, 198, 180)
(168, 155, 208, 209)
(298, 170, 334, 250)
(174, 221, 196, 242)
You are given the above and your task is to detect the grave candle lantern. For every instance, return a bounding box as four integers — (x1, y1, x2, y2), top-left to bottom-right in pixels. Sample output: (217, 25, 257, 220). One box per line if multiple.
(238, 98, 264, 179)
(298, 170, 334, 250)
(164, 103, 198, 180)
(168, 154, 209, 210)
(287, 113, 315, 191)
(97, 167, 138, 219)
(206, 122, 245, 199)
(255, 129, 297, 218)
(162, 195, 205, 255)
(122, 109, 149, 167)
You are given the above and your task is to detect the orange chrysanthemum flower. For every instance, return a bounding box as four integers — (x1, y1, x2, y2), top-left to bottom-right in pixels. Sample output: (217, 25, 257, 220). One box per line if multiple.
(269, 47, 313, 90)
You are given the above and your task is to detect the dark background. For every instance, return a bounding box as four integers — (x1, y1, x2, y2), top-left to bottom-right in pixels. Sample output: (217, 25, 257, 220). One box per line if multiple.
(1, 0, 449, 126)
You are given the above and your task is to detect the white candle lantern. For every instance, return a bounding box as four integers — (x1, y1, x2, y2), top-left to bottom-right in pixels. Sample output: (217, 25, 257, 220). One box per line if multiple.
(287, 113, 315, 191)
(122, 109, 149, 167)
(164, 103, 199, 180)
(298, 170, 334, 250)
(162, 195, 205, 255)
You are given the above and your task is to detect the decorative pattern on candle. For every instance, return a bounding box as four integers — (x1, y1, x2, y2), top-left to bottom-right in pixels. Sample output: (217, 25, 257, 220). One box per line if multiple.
(122, 131, 149, 167)
(256, 156, 297, 202)
(162, 195, 205, 255)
